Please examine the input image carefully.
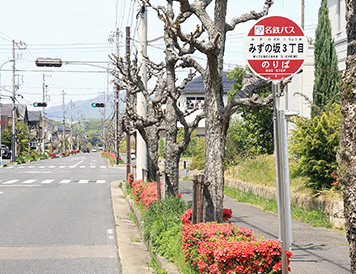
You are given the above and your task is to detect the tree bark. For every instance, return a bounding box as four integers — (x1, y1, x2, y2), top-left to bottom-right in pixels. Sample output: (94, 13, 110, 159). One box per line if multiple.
(337, 0, 356, 271)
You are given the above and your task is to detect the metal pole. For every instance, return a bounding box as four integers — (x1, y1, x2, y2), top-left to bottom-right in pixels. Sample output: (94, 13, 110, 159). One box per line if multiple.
(301, 0, 305, 30)
(273, 83, 292, 274)
(62, 91, 65, 154)
(11, 40, 16, 162)
(125, 26, 131, 177)
(70, 100, 73, 151)
(136, 3, 148, 180)
(102, 91, 106, 152)
(42, 74, 46, 153)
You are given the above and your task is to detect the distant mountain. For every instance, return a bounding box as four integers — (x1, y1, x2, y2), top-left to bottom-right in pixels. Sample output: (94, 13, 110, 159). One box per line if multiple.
(46, 94, 125, 122)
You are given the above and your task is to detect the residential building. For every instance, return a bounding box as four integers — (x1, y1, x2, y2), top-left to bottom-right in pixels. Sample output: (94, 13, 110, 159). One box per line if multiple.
(177, 72, 234, 136)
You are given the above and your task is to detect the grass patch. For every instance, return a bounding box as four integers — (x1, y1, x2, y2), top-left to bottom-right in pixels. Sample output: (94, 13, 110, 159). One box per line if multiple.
(225, 187, 333, 229)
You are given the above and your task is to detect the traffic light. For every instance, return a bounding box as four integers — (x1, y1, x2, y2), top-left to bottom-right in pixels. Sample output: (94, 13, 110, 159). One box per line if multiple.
(33, 102, 47, 107)
(91, 102, 105, 108)
(35, 58, 62, 67)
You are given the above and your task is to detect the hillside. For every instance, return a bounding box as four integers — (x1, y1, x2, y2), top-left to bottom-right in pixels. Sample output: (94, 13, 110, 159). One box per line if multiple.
(46, 94, 125, 122)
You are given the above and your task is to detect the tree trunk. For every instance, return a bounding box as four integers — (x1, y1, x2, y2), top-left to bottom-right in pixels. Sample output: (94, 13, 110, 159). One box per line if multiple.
(203, 66, 228, 223)
(337, 0, 356, 271)
(146, 126, 159, 182)
(164, 97, 180, 196)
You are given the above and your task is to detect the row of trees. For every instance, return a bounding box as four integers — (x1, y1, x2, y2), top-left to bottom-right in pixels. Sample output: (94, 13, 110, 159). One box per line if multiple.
(112, 0, 274, 223)
(111, 0, 356, 270)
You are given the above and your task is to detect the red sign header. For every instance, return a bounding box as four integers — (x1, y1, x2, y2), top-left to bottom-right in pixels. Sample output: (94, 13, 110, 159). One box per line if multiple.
(244, 16, 307, 81)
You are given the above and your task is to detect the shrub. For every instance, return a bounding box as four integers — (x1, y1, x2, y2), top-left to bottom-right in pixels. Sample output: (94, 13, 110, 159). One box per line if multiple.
(181, 208, 233, 225)
(181, 222, 292, 273)
(142, 196, 190, 260)
(290, 103, 340, 190)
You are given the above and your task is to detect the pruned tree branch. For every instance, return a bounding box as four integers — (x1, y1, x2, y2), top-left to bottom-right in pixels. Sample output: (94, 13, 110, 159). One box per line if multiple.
(226, 0, 274, 32)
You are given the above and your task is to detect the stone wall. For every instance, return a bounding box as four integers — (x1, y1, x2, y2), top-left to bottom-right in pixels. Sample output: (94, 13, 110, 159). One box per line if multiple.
(225, 178, 345, 227)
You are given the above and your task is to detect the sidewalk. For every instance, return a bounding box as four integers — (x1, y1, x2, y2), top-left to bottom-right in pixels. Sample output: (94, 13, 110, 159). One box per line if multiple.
(110, 181, 179, 274)
(179, 180, 350, 274)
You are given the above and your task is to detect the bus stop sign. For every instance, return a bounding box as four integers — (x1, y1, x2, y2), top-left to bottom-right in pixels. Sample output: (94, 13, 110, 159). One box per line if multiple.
(244, 16, 308, 81)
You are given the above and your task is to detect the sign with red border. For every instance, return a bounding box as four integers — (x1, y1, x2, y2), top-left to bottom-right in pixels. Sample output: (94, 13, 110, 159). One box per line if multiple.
(244, 16, 308, 81)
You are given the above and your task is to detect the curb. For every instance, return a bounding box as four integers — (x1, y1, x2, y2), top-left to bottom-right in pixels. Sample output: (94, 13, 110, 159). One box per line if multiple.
(110, 181, 180, 274)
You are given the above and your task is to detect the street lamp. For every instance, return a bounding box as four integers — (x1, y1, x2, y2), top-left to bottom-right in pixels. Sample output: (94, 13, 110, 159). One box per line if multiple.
(0, 59, 14, 165)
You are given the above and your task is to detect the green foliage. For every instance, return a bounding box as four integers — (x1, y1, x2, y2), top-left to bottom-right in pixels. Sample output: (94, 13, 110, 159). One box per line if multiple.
(189, 136, 205, 170)
(177, 129, 198, 157)
(312, 0, 340, 117)
(290, 104, 340, 190)
(225, 187, 333, 228)
(225, 66, 273, 165)
(142, 196, 190, 262)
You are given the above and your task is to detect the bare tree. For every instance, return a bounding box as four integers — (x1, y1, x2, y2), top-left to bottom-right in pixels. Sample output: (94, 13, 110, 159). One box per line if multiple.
(336, 0, 356, 271)
(143, 0, 274, 222)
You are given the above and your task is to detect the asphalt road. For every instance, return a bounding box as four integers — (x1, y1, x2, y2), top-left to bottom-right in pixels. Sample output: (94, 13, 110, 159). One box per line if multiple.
(179, 180, 350, 274)
(0, 153, 124, 274)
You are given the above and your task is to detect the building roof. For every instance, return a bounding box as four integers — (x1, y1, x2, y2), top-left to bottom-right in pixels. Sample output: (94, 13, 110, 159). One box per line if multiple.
(1, 104, 27, 121)
(27, 111, 42, 122)
(56, 124, 71, 132)
(181, 71, 234, 95)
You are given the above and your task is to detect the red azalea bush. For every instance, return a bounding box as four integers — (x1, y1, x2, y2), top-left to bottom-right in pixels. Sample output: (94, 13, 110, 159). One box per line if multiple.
(181, 208, 233, 225)
(131, 179, 162, 209)
(48, 153, 56, 158)
(181, 222, 292, 273)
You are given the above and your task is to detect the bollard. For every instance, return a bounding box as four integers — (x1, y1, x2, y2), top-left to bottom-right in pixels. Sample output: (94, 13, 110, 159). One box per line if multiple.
(156, 171, 161, 201)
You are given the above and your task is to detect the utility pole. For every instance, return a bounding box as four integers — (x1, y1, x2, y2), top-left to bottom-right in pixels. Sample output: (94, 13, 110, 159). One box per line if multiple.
(102, 91, 106, 151)
(71, 101, 74, 150)
(62, 91, 66, 153)
(125, 26, 131, 178)
(136, 3, 148, 180)
(41, 74, 50, 153)
(77, 111, 80, 150)
(115, 28, 121, 165)
(11, 40, 16, 162)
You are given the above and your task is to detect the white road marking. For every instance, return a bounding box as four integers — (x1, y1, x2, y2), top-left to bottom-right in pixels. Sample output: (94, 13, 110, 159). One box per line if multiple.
(71, 160, 84, 168)
(78, 180, 89, 184)
(96, 180, 106, 184)
(18, 166, 24, 169)
(80, 166, 85, 168)
(0, 185, 41, 187)
(107, 229, 114, 239)
(41, 180, 54, 184)
(90, 166, 96, 168)
(100, 166, 106, 169)
(59, 180, 71, 184)
(28, 166, 35, 169)
(39, 166, 45, 169)
(0, 191, 3, 194)
(49, 166, 56, 169)
(22, 180, 37, 184)
(59, 166, 66, 168)
(26, 171, 51, 174)
(3, 180, 19, 184)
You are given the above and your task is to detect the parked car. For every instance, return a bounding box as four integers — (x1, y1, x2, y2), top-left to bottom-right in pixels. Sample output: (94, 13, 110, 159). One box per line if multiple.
(83, 147, 90, 153)
(1, 144, 11, 159)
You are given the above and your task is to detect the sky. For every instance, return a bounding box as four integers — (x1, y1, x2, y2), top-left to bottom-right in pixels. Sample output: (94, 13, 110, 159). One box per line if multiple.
(0, 0, 321, 115)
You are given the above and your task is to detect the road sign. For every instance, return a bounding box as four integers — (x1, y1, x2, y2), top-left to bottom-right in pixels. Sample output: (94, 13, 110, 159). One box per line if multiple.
(244, 16, 308, 81)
